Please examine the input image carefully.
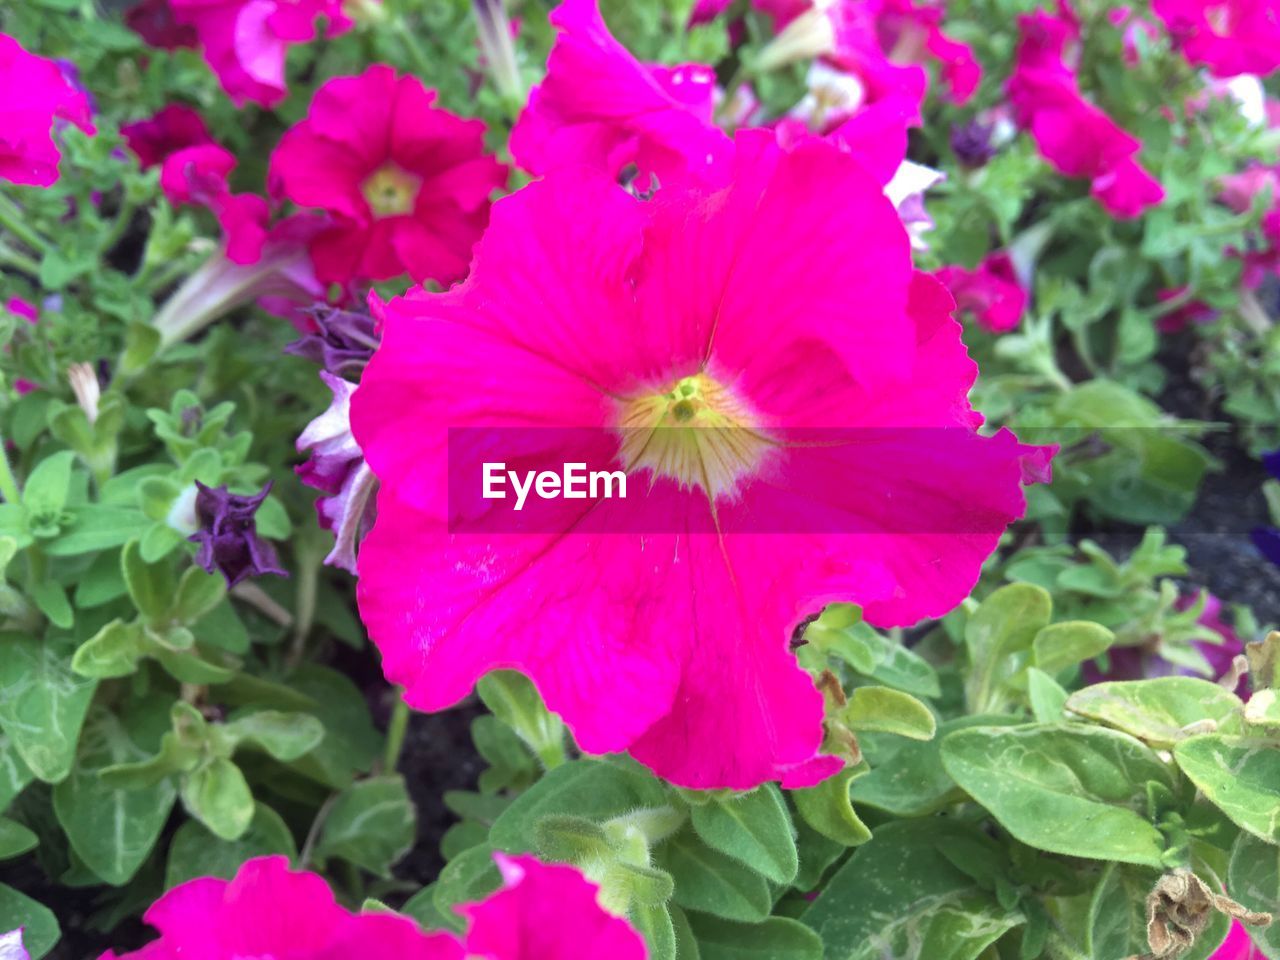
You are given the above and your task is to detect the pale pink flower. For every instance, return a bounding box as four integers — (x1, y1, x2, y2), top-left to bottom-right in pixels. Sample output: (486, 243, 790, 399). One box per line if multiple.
(0, 33, 95, 187)
(269, 65, 507, 285)
(510, 0, 732, 189)
(352, 132, 1050, 789)
(0, 928, 26, 960)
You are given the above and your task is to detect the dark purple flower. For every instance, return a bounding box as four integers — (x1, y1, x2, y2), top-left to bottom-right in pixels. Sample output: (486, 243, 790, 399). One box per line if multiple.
(189, 481, 287, 587)
(285, 305, 380, 375)
(296, 372, 376, 574)
(950, 119, 997, 168)
(1084, 593, 1249, 698)
(1252, 449, 1280, 570)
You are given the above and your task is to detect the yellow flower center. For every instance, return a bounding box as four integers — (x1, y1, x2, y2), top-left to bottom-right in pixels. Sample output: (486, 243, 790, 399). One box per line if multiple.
(361, 164, 421, 217)
(616, 373, 774, 502)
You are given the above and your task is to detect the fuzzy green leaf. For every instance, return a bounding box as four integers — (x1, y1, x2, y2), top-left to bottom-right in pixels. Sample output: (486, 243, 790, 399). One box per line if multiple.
(689, 784, 798, 885)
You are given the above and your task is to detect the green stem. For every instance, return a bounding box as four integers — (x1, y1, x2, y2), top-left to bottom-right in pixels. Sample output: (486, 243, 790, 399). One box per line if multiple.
(0, 192, 51, 255)
(0, 246, 40, 276)
(383, 692, 410, 774)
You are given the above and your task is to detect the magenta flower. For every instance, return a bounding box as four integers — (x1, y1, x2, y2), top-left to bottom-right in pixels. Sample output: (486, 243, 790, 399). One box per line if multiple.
(126, 0, 199, 49)
(169, 0, 358, 107)
(100, 854, 643, 960)
(351, 132, 1049, 789)
(1007, 8, 1163, 219)
(160, 142, 270, 265)
(269, 65, 507, 286)
(1153, 0, 1280, 78)
(1154, 287, 1218, 334)
(121, 104, 214, 169)
(0, 33, 95, 187)
(935, 252, 1028, 333)
(1211, 921, 1267, 959)
(510, 0, 732, 189)
(877, 0, 983, 104)
(297, 371, 377, 574)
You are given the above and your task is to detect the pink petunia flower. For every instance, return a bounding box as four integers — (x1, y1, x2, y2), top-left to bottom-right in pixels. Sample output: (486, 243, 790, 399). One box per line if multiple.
(461, 855, 647, 959)
(935, 252, 1027, 332)
(121, 104, 214, 169)
(1007, 8, 1163, 219)
(99, 854, 642, 960)
(510, 0, 731, 190)
(126, 0, 199, 48)
(161, 142, 270, 265)
(1212, 921, 1267, 959)
(1152, 0, 1280, 78)
(689, 0, 736, 23)
(876, 0, 983, 104)
(1154, 286, 1218, 333)
(269, 65, 507, 286)
(0, 33, 95, 187)
(169, 0, 359, 107)
(351, 132, 1050, 789)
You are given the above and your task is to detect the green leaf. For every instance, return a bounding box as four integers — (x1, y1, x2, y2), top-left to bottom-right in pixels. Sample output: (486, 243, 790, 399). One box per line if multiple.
(671, 904, 701, 960)
(631, 900, 677, 960)
(172, 566, 227, 624)
(1033, 621, 1115, 676)
(315, 775, 415, 878)
(22, 450, 76, 521)
(165, 802, 297, 888)
(223, 711, 324, 762)
(940, 724, 1172, 867)
(121, 539, 175, 622)
(689, 784, 798, 885)
(43, 507, 148, 556)
(52, 709, 176, 885)
(850, 715, 1022, 817)
(490, 759, 666, 853)
(532, 814, 612, 863)
(805, 612, 940, 697)
(689, 914, 823, 960)
(0, 734, 34, 811)
(0, 884, 59, 958)
(1026, 668, 1069, 723)
(0, 636, 97, 782)
(655, 826, 773, 923)
(280, 665, 382, 789)
(182, 757, 254, 841)
(792, 766, 871, 847)
(433, 843, 501, 932)
(72, 619, 146, 679)
(802, 820, 1021, 960)
(843, 687, 936, 740)
(1086, 863, 1149, 959)
(1066, 678, 1244, 748)
(0, 818, 37, 859)
(30, 581, 72, 629)
(1174, 735, 1280, 843)
(1228, 831, 1280, 959)
(964, 583, 1053, 710)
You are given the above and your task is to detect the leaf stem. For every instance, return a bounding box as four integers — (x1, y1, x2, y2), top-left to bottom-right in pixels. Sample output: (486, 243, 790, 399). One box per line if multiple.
(383, 691, 410, 774)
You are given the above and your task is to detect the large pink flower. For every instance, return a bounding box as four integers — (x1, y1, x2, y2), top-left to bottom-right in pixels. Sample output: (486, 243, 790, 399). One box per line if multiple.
(1007, 8, 1163, 219)
(0, 33, 95, 187)
(170, 0, 357, 107)
(269, 65, 507, 286)
(352, 132, 1049, 789)
(1152, 0, 1280, 77)
(935, 252, 1027, 332)
(99, 855, 642, 960)
(1211, 921, 1267, 960)
(510, 0, 732, 188)
(160, 142, 270, 265)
